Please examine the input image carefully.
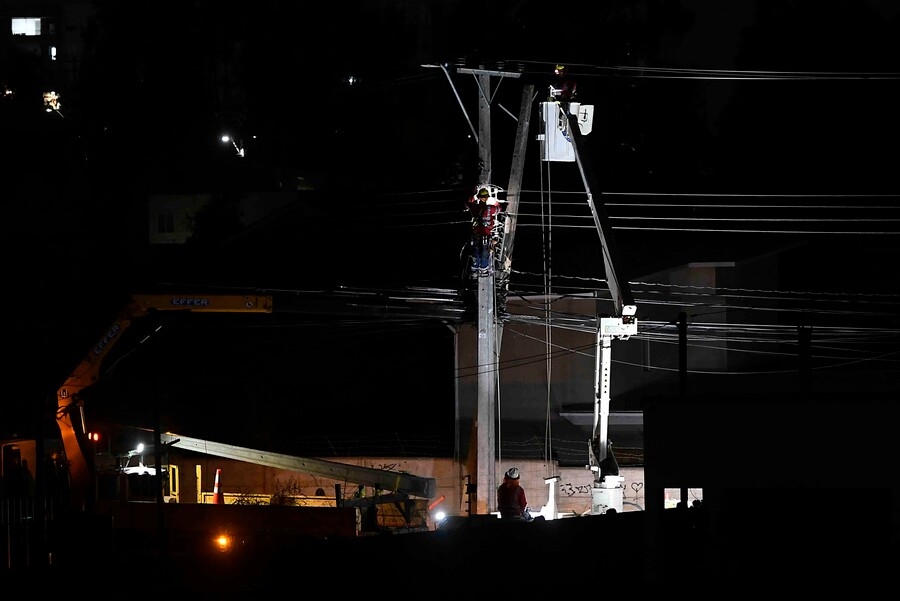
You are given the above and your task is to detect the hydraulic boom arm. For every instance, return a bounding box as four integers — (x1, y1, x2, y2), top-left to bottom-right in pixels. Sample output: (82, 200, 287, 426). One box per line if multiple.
(562, 105, 638, 513)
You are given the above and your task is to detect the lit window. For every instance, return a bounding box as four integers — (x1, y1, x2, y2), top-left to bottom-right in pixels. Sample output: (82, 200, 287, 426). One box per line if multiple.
(43, 91, 61, 112)
(50, 45, 57, 61)
(664, 487, 703, 509)
(44, 90, 62, 113)
(11, 18, 42, 36)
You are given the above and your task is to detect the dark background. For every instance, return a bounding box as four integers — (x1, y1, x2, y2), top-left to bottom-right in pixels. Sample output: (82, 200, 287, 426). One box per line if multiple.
(2, 1, 898, 451)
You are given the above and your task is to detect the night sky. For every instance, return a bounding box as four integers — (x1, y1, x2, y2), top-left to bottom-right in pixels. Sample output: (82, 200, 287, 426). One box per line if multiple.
(3, 1, 899, 449)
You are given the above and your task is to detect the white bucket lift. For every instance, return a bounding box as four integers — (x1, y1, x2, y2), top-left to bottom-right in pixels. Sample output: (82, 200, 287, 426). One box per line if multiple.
(538, 102, 595, 162)
(538, 99, 637, 516)
(591, 475, 625, 515)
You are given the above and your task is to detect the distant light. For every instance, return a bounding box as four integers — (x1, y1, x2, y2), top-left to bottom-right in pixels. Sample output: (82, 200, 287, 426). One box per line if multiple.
(220, 134, 245, 157)
(346, 75, 359, 86)
(136, 443, 144, 454)
(43, 90, 61, 114)
(214, 533, 233, 552)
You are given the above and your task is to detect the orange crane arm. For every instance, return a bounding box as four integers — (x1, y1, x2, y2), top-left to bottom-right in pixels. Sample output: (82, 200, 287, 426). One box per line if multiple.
(55, 293, 273, 510)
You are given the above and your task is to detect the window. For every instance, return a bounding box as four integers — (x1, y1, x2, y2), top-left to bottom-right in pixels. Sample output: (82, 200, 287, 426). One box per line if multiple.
(11, 18, 42, 36)
(664, 487, 703, 509)
(157, 210, 175, 234)
(43, 91, 61, 112)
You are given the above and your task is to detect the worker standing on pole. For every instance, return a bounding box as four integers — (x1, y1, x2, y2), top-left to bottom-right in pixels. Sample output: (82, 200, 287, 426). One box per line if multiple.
(466, 185, 505, 276)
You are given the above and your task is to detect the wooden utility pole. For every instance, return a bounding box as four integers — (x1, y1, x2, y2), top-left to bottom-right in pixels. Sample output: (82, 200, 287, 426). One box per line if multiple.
(456, 66, 520, 515)
(476, 72, 492, 182)
(427, 63, 522, 515)
(468, 68, 497, 515)
(474, 273, 497, 515)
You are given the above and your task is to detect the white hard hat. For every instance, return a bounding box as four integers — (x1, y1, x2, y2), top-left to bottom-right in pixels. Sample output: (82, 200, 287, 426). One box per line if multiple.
(505, 467, 520, 480)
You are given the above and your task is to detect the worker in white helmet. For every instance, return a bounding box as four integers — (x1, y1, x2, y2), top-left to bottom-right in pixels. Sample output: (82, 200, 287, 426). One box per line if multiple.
(497, 467, 533, 521)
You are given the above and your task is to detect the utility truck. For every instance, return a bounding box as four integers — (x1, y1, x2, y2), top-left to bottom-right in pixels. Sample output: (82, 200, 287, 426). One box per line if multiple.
(3, 291, 438, 569)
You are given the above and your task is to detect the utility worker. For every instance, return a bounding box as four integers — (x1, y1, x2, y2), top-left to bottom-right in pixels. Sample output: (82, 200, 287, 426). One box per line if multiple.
(497, 467, 532, 521)
(466, 186, 502, 274)
(549, 65, 579, 144)
(550, 64, 577, 102)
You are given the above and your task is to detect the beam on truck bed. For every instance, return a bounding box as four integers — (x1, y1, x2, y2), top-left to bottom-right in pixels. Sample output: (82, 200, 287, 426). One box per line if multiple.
(161, 433, 436, 499)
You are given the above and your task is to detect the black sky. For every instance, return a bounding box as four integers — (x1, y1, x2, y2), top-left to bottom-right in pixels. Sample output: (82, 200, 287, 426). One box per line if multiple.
(3, 1, 899, 445)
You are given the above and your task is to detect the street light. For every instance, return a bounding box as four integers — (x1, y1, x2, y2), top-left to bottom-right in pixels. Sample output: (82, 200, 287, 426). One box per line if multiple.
(123, 443, 154, 475)
(220, 134, 245, 157)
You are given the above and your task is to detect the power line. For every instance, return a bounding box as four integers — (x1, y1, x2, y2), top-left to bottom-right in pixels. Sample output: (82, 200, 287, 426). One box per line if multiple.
(511, 60, 900, 81)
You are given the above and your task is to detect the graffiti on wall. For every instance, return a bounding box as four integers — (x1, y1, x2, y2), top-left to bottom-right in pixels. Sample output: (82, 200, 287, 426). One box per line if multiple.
(558, 480, 644, 498)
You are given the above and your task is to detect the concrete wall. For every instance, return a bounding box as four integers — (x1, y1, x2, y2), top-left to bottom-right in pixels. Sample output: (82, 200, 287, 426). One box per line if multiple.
(169, 453, 653, 525)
